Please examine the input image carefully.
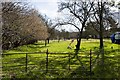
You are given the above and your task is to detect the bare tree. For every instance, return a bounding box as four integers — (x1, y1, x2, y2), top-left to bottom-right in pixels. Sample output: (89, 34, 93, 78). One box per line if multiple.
(89, 0, 118, 49)
(58, 0, 94, 50)
(88, 0, 118, 76)
(39, 14, 55, 43)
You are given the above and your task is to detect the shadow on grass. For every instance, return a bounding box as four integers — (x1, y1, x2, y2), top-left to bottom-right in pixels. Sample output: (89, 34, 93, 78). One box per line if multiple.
(34, 43, 45, 45)
(11, 43, 49, 52)
(27, 45, 49, 49)
(3, 47, 120, 79)
(92, 57, 120, 78)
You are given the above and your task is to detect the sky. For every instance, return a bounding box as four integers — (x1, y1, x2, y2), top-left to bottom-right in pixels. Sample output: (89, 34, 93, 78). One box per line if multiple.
(28, 0, 120, 18)
(27, 0, 120, 31)
(27, 0, 78, 32)
(29, 0, 59, 19)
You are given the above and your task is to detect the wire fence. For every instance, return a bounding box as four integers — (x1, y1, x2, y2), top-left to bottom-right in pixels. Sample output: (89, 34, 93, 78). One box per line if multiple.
(2, 49, 120, 79)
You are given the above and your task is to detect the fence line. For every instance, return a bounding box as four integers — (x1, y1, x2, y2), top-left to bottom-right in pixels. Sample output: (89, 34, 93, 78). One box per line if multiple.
(90, 49, 92, 76)
(2, 49, 120, 78)
(2, 49, 93, 74)
(46, 49, 48, 73)
(25, 53, 28, 72)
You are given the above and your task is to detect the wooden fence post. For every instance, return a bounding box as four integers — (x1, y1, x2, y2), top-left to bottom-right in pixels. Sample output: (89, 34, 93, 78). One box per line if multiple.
(90, 49, 92, 76)
(46, 49, 49, 73)
(25, 53, 28, 72)
(68, 53, 70, 71)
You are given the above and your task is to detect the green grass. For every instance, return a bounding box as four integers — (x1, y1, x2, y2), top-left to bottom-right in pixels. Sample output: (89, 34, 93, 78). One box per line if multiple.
(4, 40, 75, 53)
(2, 39, 120, 79)
(3, 39, 119, 53)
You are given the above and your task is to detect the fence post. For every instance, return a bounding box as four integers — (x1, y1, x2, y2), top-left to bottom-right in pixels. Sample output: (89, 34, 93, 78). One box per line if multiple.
(68, 53, 70, 71)
(25, 53, 28, 72)
(46, 49, 49, 73)
(90, 49, 92, 76)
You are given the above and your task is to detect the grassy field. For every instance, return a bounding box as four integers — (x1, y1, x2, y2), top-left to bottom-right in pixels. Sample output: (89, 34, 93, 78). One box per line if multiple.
(2, 39, 120, 79)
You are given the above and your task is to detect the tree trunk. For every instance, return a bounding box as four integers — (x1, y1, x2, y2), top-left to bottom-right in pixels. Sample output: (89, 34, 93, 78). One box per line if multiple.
(76, 39, 81, 50)
(99, 2, 104, 49)
(99, 31, 103, 49)
(99, 2, 104, 77)
(75, 22, 85, 50)
(45, 40, 47, 46)
(47, 38, 49, 44)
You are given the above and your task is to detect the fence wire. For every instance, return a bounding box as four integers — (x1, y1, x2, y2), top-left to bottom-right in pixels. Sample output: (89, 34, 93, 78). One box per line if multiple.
(2, 49, 120, 79)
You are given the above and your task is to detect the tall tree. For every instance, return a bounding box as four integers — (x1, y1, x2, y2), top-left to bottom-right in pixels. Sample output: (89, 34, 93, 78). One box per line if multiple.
(2, 2, 48, 50)
(39, 14, 56, 42)
(58, 0, 94, 50)
(89, 1, 104, 49)
(88, 1, 118, 76)
(89, 0, 117, 49)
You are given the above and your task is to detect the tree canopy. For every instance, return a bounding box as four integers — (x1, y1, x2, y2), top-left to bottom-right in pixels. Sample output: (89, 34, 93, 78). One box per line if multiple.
(2, 2, 48, 50)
